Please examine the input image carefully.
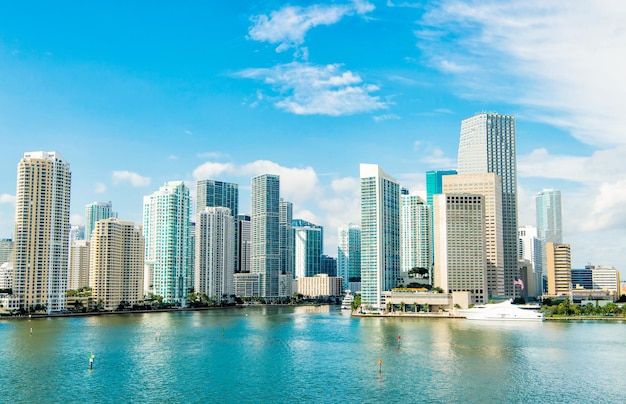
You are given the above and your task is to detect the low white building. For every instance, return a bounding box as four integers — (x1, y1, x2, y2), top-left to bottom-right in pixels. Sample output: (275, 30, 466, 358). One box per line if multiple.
(297, 274, 343, 298)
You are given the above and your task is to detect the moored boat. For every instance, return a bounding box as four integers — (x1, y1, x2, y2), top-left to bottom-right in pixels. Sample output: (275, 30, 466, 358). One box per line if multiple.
(458, 300, 544, 321)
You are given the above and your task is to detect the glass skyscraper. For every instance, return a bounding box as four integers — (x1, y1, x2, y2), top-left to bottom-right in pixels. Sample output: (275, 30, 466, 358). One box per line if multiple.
(536, 188, 562, 244)
(84, 201, 113, 240)
(458, 113, 518, 297)
(337, 223, 361, 291)
(293, 219, 323, 278)
(400, 194, 431, 277)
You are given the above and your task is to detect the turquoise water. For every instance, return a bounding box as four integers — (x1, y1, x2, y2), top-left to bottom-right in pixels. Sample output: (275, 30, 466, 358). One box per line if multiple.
(1, 306, 625, 403)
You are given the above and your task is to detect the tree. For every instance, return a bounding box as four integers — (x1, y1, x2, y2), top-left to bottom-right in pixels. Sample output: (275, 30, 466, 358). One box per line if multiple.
(399, 301, 406, 312)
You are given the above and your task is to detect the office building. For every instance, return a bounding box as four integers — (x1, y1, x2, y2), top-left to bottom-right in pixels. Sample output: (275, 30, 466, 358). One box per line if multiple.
(85, 202, 113, 240)
(433, 194, 487, 304)
(458, 113, 518, 297)
(13, 151, 71, 313)
(518, 226, 543, 296)
(592, 265, 621, 295)
(400, 194, 432, 278)
(536, 189, 562, 244)
(337, 223, 361, 291)
(545, 242, 571, 296)
(251, 174, 281, 299)
(89, 218, 144, 310)
(571, 267, 593, 290)
(293, 219, 323, 278)
(68, 240, 90, 290)
(321, 254, 337, 277)
(0, 238, 13, 264)
(426, 170, 456, 275)
(360, 164, 400, 310)
(195, 207, 235, 299)
(238, 215, 251, 273)
(297, 274, 343, 298)
(443, 173, 504, 298)
(143, 181, 191, 305)
(280, 200, 294, 278)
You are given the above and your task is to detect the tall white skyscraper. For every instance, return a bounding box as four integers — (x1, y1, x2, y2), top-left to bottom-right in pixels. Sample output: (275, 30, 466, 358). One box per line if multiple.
(293, 220, 322, 278)
(143, 181, 191, 305)
(360, 164, 400, 310)
(458, 113, 518, 297)
(195, 207, 235, 300)
(536, 188, 562, 244)
(443, 173, 504, 298)
(400, 194, 431, 276)
(85, 201, 113, 240)
(337, 223, 361, 291)
(251, 174, 280, 299)
(13, 151, 71, 314)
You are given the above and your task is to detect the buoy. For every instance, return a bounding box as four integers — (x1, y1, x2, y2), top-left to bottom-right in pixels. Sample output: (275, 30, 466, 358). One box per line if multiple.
(89, 352, 95, 370)
(378, 358, 383, 373)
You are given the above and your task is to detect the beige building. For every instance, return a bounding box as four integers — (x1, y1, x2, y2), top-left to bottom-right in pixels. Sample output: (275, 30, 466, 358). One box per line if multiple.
(68, 240, 90, 290)
(13, 151, 71, 314)
(592, 266, 621, 295)
(90, 218, 144, 310)
(546, 242, 571, 296)
(297, 274, 343, 298)
(434, 194, 487, 304)
(443, 173, 504, 298)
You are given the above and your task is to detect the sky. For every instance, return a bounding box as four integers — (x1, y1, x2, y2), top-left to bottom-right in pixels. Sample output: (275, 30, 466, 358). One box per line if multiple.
(0, 1, 624, 274)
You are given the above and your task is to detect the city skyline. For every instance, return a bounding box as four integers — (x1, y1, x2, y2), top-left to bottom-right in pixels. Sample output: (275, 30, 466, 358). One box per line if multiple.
(0, 1, 624, 273)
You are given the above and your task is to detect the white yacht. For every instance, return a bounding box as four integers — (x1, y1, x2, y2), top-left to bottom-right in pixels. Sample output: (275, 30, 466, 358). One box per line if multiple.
(458, 300, 545, 321)
(340, 291, 354, 310)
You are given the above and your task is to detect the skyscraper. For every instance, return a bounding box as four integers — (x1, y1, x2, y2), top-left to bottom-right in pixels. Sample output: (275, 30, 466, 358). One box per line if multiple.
(337, 223, 361, 291)
(400, 194, 431, 277)
(85, 201, 113, 240)
(13, 151, 71, 313)
(279, 200, 294, 278)
(90, 218, 144, 310)
(251, 174, 280, 299)
(293, 219, 322, 278)
(68, 240, 90, 290)
(143, 181, 191, 305)
(195, 207, 235, 300)
(458, 113, 518, 297)
(443, 173, 504, 298)
(545, 242, 571, 296)
(425, 170, 457, 276)
(238, 215, 251, 273)
(536, 189, 562, 244)
(360, 164, 400, 310)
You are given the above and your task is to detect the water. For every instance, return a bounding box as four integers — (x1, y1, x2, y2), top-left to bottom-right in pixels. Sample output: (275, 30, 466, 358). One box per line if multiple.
(1, 306, 625, 403)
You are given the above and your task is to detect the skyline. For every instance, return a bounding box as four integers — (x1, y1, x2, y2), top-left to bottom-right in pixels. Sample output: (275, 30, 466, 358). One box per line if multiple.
(1, 1, 624, 273)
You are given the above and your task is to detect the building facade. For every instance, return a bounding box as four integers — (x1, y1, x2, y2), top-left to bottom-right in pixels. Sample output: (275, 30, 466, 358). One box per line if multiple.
(143, 181, 191, 305)
(238, 215, 251, 273)
(337, 223, 361, 291)
(0, 238, 13, 264)
(458, 113, 518, 297)
(85, 201, 113, 240)
(293, 219, 323, 279)
(13, 151, 71, 313)
(545, 242, 571, 296)
(68, 240, 90, 290)
(360, 164, 400, 310)
(297, 274, 343, 298)
(400, 194, 431, 276)
(279, 200, 294, 278)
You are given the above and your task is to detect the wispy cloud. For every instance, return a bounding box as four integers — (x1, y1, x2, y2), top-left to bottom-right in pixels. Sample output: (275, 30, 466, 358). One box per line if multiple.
(248, 1, 375, 53)
(112, 171, 151, 187)
(192, 162, 234, 180)
(196, 151, 229, 159)
(0, 194, 16, 204)
(94, 183, 106, 193)
(373, 113, 400, 122)
(236, 62, 387, 116)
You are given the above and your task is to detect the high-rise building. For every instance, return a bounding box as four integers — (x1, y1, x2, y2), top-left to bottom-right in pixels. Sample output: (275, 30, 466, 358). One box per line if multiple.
(518, 225, 543, 295)
(433, 194, 487, 304)
(536, 189, 562, 244)
(238, 215, 251, 273)
(321, 254, 337, 277)
(280, 200, 294, 278)
(360, 164, 400, 310)
(85, 202, 113, 240)
(143, 181, 191, 305)
(196, 180, 239, 277)
(443, 173, 503, 298)
(69, 225, 85, 244)
(293, 219, 323, 278)
(188, 221, 196, 292)
(545, 242, 571, 296)
(337, 223, 361, 291)
(458, 113, 518, 297)
(195, 207, 235, 300)
(251, 174, 281, 299)
(0, 238, 13, 264)
(400, 194, 431, 277)
(13, 151, 71, 313)
(426, 170, 456, 274)
(89, 218, 144, 310)
(68, 240, 90, 290)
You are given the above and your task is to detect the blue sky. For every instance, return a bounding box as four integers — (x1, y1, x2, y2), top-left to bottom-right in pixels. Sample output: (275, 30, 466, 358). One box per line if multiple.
(1, 1, 624, 274)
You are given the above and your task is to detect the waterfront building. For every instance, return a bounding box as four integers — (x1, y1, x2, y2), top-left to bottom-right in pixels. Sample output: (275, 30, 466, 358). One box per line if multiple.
(518, 225, 543, 295)
(13, 151, 71, 313)
(195, 207, 235, 300)
(196, 180, 239, 279)
(188, 221, 195, 292)
(238, 215, 251, 273)
(458, 113, 518, 297)
(0, 262, 12, 289)
(425, 170, 456, 276)
(143, 181, 191, 305)
(321, 254, 337, 277)
(400, 194, 431, 279)
(293, 219, 323, 279)
(591, 265, 621, 296)
(571, 267, 593, 290)
(443, 173, 504, 298)
(433, 194, 487, 304)
(89, 218, 144, 310)
(85, 202, 113, 240)
(545, 242, 571, 296)
(297, 274, 343, 298)
(68, 240, 90, 290)
(280, 200, 294, 279)
(0, 238, 13, 264)
(234, 272, 260, 298)
(251, 174, 281, 299)
(360, 164, 400, 311)
(337, 223, 361, 291)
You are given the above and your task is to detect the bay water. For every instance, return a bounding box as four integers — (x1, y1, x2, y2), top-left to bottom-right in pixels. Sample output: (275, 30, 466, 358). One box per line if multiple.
(1, 306, 625, 403)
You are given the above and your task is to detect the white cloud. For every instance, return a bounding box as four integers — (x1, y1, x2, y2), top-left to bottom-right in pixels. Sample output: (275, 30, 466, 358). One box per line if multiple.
(94, 183, 106, 193)
(238, 160, 319, 204)
(192, 162, 234, 181)
(373, 113, 400, 122)
(330, 177, 360, 195)
(0, 194, 16, 204)
(196, 151, 228, 159)
(70, 214, 84, 226)
(584, 179, 626, 232)
(111, 171, 151, 187)
(237, 62, 387, 116)
(248, 1, 375, 52)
